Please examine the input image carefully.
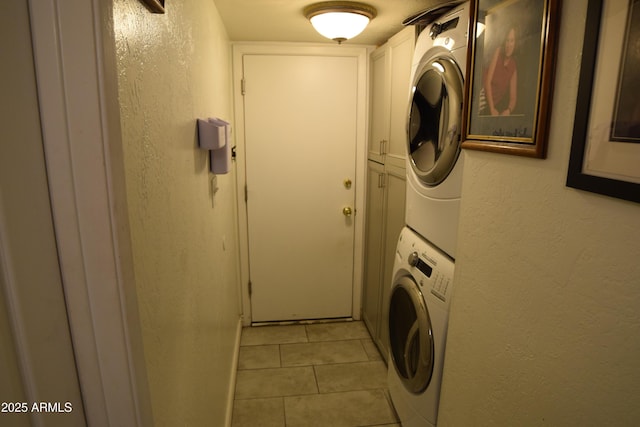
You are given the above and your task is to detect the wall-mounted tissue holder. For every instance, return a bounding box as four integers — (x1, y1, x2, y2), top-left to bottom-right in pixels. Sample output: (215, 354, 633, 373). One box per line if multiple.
(198, 117, 231, 174)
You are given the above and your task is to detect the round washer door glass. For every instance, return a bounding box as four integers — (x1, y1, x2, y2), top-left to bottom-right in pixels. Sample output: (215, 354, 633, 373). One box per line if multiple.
(408, 55, 464, 186)
(388, 276, 434, 394)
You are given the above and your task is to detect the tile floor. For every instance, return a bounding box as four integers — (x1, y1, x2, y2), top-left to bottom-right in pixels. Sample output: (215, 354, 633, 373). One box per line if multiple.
(231, 320, 400, 427)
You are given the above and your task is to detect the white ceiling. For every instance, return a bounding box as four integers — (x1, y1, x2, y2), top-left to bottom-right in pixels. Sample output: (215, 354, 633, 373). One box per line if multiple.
(214, 0, 448, 46)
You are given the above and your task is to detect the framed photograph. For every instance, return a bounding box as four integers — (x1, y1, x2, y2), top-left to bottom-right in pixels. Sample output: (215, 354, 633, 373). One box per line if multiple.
(140, 0, 165, 13)
(461, 0, 560, 157)
(566, 0, 640, 203)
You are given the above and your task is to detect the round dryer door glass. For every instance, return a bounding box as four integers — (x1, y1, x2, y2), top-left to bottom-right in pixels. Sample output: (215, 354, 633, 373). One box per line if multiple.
(408, 55, 464, 186)
(388, 276, 434, 394)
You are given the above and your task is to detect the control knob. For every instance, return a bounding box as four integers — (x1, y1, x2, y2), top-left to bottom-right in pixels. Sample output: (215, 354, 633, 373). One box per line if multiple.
(408, 251, 419, 267)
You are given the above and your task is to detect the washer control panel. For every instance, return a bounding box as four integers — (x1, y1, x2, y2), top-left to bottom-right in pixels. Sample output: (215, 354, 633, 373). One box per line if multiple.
(397, 227, 455, 304)
(408, 251, 434, 278)
(430, 270, 451, 302)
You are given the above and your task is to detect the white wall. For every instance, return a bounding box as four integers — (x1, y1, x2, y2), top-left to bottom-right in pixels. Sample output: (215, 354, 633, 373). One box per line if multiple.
(439, 2, 640, 425)
(112, 1, 240, 425)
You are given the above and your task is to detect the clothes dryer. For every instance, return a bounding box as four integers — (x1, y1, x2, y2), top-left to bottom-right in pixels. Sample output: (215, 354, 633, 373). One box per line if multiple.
(387, 227, 455, 427)
(406, 2, 469, 259)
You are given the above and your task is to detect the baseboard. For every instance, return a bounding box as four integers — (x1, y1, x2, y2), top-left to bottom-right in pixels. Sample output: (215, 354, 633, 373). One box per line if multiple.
(225, 316, 243, 427)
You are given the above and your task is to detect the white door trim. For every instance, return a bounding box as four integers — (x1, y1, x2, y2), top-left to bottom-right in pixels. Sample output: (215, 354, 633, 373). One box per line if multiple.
(232, 42, 372, 325)
(28, 0, 152, 426)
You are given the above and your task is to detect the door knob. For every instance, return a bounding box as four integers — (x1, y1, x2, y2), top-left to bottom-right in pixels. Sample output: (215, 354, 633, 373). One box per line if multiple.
(342, 207, 352, 217)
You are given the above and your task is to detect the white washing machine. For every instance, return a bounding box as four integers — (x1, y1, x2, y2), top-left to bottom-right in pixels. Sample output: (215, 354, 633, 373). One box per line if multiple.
(387, 227, 455, 427)
(406, 2, 469, 259)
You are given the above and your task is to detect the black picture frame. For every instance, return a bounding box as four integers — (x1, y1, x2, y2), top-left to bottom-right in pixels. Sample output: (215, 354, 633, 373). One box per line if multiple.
(461, 0, 560, 158)
(566, 0, 640, 204)
(140, 0, 165, 14)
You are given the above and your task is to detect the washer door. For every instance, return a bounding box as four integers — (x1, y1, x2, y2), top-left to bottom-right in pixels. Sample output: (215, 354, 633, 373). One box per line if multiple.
(388, 276, 435, 394)
(407, 54, 464, 186)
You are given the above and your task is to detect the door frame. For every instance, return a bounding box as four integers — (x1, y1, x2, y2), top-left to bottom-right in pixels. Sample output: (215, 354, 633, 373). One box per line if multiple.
(28, 0, 152, 425)
(232, 43, 372, 325)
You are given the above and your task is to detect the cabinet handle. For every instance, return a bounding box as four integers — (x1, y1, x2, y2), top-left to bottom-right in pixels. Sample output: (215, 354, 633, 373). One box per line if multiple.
(378, 173, 386, 188)
(380, 139, 388, 155)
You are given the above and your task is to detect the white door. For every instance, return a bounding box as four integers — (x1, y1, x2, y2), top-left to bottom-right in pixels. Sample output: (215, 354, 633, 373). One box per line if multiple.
(243, 54, 358, 322)
(1, 1, 85, 421)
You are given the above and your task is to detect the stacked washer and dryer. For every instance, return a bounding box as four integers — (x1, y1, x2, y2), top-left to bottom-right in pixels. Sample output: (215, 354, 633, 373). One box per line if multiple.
(387, 2, 469, 427)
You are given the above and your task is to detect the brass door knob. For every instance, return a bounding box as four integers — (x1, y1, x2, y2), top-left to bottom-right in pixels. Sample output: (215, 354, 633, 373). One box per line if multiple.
(343, 207, 352, 217)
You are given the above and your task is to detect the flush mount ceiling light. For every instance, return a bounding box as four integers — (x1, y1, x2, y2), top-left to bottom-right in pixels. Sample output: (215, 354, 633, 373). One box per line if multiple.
(304, 1, 377, 44)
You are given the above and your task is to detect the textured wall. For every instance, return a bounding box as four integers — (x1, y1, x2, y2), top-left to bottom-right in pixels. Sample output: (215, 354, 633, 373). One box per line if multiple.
(112, 1, 240, 425)
(438, 2, 640, 425)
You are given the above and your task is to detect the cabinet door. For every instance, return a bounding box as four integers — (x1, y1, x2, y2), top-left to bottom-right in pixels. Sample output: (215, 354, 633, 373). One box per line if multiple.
(368, 47, 388, 163)
(387, 27, 415, 167)
(362, 161, 385, 340)
(377, 164, 407, 360)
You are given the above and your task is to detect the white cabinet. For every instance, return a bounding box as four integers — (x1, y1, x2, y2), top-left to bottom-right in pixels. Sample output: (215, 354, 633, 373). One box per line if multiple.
(367, 26, 415, 167)
(362, 161, 385, 339)
(363, 161, 407, 361)
(368, 49, 387, 164)
(362, 26, 415, 360)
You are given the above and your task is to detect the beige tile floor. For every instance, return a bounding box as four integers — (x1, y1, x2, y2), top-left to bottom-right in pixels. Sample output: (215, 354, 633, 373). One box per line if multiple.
(232, 321, 400, 427)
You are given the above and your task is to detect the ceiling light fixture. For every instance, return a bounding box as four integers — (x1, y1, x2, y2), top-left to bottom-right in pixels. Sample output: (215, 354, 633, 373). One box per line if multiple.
(304, 1, 377, 44)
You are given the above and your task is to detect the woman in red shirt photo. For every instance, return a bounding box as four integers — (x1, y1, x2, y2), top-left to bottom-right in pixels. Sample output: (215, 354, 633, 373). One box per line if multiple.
(483, 26, 518, 116)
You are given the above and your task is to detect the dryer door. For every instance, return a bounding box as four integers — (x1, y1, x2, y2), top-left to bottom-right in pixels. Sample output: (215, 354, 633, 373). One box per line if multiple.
(407, 54, 464, 186)
(388, 275, 434, 394)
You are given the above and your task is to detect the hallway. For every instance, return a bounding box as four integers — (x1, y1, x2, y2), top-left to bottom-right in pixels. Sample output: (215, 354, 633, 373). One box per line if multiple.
(231, 321, 399, 427)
